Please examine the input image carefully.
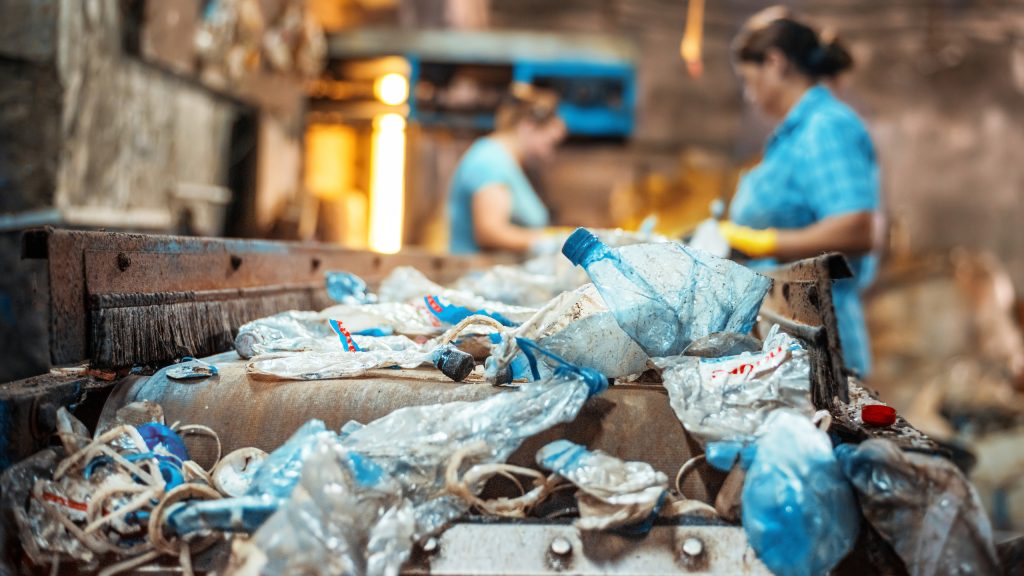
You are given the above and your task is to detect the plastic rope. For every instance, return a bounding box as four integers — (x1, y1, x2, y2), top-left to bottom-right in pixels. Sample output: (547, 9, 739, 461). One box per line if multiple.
(674, 454, 707, 497)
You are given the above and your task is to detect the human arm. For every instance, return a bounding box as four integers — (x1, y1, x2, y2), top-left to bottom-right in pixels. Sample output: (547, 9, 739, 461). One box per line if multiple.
(720, 211, 876, 260)
(471, 184, 542, 252)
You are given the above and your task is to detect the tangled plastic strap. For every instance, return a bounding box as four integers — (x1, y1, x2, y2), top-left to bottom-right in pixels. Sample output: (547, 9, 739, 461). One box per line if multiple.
(36, 420, 226, 576)
(444, 442, 563, 518)
(515, 337, 608, 397)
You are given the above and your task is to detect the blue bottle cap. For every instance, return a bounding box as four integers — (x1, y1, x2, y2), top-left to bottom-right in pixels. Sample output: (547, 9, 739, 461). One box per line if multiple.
(562, 228, 604, 267)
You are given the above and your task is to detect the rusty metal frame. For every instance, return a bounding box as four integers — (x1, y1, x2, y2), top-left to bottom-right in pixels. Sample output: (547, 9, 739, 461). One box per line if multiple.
(758, 253, 852, 410)
(21, 227, 513, 368)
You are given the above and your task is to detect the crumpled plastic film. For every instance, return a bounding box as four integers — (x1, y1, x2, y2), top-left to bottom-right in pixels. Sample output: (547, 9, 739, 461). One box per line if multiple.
(536, 440, 667, 532)
(235, 310, 335, 358)
(245, 342, 474, 382)
(836, 439, 1000, 576)
(235, 437, 415, 576)
(652, 325, 813, 444)
(225, 341, 607, 575)
(377, 266, 536, 324)
(563, 228, 771, 357)
(235, 309, 429, 359)
(0, 449, 78, 567)
(337, 343, 608, 540)
(742, 409, 860, 576)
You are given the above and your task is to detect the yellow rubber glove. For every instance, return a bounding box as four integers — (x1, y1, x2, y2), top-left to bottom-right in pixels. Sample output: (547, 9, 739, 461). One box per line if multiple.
(718, 221, 778, 258)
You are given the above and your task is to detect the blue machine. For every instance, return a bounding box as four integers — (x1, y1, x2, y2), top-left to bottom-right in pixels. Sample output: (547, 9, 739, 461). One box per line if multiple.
(327, 29, 637, 138)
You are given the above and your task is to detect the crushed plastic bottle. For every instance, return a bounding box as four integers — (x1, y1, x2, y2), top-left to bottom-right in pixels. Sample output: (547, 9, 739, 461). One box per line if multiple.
(652, 325, 814, 444)
(536, 440, 667, 533)
(326, 271, 376, 304)
(739, 409, 860, 576)
(837, 439, 1000, 576)
(246, 341, 476, 382)
(517, 284, 650, 379)
(562, 227, 771, 357)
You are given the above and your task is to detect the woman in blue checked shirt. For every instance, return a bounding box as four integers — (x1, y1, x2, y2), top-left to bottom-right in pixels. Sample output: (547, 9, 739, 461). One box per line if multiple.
(719, 8, 881, 377)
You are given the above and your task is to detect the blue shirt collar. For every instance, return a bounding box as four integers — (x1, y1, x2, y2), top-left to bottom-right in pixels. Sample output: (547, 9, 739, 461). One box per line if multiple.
(767, 84, 832, 148)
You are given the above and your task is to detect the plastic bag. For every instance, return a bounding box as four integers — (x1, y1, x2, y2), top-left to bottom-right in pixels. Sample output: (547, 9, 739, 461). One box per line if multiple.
(741, 409, 859, 576)
(245, 342, 475, 382)
(536, 440, 667, 532)
(562, 228, 771, 357)
(836, 439, 1000, 576)
(653, 325, 813, 444)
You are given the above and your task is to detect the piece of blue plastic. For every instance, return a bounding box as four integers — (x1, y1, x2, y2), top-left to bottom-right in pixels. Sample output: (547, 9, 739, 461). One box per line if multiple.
(562, 228, 771, 357)
(136, 422, 189, 463)
(326, 271, 374, 304)
(741, 410, 859, 576)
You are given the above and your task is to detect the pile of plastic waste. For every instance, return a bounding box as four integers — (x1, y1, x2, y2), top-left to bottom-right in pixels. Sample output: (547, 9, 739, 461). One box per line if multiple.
(2, 227, 1004, 576)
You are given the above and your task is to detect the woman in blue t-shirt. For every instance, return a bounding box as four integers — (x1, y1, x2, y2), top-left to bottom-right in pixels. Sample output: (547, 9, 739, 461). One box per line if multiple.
(448, 84, 566, 254)
(718, 8, 882, 376)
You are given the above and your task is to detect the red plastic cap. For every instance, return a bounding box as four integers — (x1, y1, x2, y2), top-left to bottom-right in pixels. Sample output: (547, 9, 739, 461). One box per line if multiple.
(862, 404, 897, 427)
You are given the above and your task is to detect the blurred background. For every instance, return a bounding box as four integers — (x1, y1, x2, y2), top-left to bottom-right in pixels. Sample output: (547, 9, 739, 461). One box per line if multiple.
(1, 0, 1023, 530)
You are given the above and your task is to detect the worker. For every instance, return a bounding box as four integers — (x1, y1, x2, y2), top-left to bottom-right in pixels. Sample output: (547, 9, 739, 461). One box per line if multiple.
(448, 83, 567, 254)
(720, 8, 881, 376)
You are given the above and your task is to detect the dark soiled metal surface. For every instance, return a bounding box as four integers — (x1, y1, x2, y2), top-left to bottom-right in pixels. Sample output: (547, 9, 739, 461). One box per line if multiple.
(100, 353, 720, 503)
(21, 228, 515, 368)
(759, 253, 852, 410)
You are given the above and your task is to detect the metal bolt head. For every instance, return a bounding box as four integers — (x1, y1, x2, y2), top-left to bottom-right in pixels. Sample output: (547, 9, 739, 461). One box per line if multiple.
(682, 537, 704, 557)
(550, 537, 572, 556)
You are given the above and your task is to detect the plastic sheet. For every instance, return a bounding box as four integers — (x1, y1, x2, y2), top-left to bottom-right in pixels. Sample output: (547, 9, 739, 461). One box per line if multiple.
(563, 228, 771, 357)
(741, 409, 860, 576)
(653, 325, 813, 444)
(837, 439, 1000, 576)
(245, 342, 475, 382)
(536, 440, 667, 532)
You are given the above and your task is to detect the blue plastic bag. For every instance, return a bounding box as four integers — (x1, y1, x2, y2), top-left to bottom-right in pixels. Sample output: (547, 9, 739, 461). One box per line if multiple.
(741, 409, 859, 576)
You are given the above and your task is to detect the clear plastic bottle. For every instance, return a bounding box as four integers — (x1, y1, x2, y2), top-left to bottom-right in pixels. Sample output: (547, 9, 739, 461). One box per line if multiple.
(562, 228, 771, 357)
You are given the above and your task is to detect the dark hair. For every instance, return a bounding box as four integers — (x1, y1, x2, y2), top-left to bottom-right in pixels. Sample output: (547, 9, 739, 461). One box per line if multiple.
(733, 8, 853, 79)
(495, 83, 560, 131)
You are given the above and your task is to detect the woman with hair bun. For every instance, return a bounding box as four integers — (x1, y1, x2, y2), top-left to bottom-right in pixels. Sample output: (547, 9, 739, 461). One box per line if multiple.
(448, 83, 567, 254)
(718, 7, 881, 376)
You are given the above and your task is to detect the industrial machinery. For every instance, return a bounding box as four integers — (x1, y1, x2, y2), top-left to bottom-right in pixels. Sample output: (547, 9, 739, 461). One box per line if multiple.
(2, 228, 933, 574)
